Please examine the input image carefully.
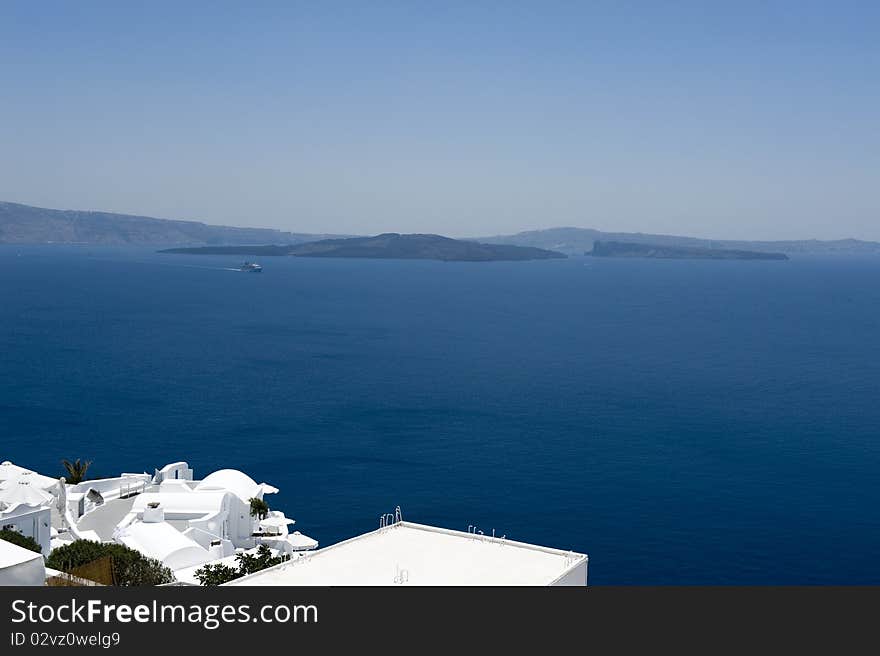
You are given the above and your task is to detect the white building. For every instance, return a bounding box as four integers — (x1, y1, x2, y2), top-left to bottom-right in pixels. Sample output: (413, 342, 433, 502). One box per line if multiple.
(111, 467, 286, 561)
(0, 461, 58, 555)
(0, 503, 52, 556)
(56, 463, 301, 578)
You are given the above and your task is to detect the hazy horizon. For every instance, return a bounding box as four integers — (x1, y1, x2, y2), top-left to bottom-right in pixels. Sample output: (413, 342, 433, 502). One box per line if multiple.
(3, 197, 880, 244)
(1, 2, 877, 241)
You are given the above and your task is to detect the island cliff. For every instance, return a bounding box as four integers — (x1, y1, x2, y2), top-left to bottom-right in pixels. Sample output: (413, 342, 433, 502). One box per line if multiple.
(161, 233, 567, 262)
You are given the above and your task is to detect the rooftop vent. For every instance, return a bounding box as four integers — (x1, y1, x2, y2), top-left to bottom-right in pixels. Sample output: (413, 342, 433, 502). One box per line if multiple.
(143, 502, 164, 523)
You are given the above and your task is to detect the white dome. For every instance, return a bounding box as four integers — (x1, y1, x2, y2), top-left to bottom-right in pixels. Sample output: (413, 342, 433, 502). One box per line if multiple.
(195, 469, 262, 502)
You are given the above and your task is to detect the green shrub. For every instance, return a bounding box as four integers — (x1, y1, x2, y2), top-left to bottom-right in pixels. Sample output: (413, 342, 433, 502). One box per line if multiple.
(235, 544, 284, 576)
(0, 530, 43, 554)
(46, 540, 174, 586)
(194, 545, 286, 585)
(193, 563, 240, 586)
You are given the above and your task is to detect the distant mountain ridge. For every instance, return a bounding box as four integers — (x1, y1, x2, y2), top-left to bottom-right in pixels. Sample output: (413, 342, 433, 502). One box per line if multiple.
(0, 201, 347, 246)
(162, 233, 566, 262)
(4, 200, 879, 256)
(478, 226, 880, 256)
(590, 240, 789, 260)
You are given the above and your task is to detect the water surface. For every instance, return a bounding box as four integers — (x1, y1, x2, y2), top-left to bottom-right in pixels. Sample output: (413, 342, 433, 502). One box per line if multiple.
(2, 246, 878, 584)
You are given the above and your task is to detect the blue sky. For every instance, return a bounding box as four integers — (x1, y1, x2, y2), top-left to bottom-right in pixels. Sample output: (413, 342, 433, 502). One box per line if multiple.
(1, 1, 877, 239)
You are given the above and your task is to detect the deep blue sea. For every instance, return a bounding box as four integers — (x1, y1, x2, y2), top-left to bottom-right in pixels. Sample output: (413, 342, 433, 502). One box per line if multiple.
(2, 245, 879, 584)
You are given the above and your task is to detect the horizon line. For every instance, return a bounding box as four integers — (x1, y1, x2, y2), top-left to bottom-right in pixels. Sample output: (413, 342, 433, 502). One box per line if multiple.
(1, 198, 876, 245)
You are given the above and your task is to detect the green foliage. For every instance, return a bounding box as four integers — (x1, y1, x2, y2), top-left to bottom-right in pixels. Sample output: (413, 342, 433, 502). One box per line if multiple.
(249, 497, 269, 520)
(0, 529, 43, 554)
(235, 544, 284, 576)
(193, 562, 240, 586)
(61, 458, 92, 484)
(194, 545, 287, 586)
(46, 540, 174, 586)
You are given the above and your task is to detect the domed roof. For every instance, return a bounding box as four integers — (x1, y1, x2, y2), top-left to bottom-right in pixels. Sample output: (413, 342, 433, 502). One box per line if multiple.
(195, 469, 263, 502)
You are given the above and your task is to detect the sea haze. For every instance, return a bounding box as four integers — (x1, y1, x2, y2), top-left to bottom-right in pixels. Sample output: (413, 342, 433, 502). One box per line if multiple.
(1, 246, 879, 584)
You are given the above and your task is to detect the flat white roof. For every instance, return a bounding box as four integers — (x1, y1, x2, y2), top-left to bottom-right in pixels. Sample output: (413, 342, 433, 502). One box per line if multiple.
(131, 491, 229, 515)
(0, 537, 44, 569)
(227, 522, 586, 586)
(0, 539, 45, 586)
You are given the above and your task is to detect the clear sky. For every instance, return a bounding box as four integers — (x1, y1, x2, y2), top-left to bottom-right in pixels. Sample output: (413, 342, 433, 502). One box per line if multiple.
(1, 1, 877, 239)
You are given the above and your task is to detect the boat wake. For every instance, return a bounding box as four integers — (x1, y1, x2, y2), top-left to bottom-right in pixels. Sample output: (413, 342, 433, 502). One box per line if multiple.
(170, 263, 243, 272)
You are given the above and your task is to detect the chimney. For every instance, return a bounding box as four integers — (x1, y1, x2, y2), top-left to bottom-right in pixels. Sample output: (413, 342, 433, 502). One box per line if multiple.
(143, 501, 164, 523)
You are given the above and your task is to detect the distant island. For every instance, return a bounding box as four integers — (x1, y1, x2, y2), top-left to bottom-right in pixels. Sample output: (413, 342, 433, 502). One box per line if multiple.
(589, 240, 789, 260)
(161, 233, 567, 262)
(478, 226, 880, 256)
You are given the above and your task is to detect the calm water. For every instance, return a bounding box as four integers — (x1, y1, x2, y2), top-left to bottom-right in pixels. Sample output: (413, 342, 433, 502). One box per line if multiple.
(2, 246, 879, 584)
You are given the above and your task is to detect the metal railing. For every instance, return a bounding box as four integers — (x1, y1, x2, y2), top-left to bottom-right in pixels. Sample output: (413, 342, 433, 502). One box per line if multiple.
(119, 479, 146, 499)
(378, 505, 404, 529)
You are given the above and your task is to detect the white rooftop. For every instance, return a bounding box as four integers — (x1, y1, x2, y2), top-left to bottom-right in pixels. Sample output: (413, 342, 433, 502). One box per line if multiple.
(0, 538, 46, 586)
(227, 522, 587, 586)
(116, 521, 210, 571)
(131, 491, 230, 516)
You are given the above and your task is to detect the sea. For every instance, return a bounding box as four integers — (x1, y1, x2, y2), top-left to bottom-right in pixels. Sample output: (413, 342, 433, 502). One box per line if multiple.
(1, 245, 879, 584)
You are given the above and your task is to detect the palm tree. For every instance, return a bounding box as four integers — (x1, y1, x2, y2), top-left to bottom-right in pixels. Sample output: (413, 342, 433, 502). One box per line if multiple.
(249, 497, 269, 520)
(61, 458, 92, 485)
